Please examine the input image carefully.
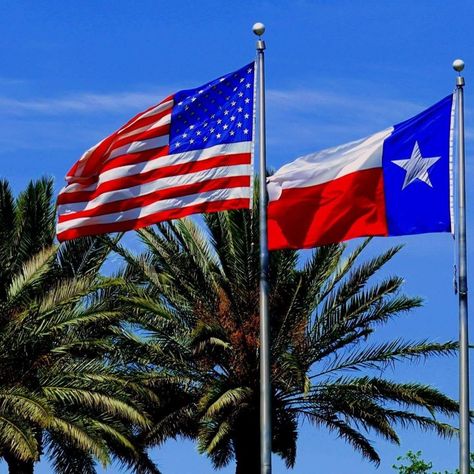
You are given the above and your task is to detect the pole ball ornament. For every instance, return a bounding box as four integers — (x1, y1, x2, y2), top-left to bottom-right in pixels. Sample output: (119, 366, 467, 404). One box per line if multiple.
(453, 59, 465, 72)
(252, 22, 265, 36)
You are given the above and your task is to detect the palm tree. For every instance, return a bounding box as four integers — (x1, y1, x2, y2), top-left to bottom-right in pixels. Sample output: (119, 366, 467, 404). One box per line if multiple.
(113, 198, 459, 474)
(0, 178, 160, 474)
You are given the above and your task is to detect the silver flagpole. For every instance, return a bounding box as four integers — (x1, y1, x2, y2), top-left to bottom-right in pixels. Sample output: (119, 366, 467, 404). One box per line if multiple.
(453, 58, 470, 474)
(253, 22, 272, 474)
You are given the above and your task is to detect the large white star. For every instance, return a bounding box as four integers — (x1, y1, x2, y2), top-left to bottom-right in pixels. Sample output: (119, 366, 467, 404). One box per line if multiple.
(392, 141, 441, 190)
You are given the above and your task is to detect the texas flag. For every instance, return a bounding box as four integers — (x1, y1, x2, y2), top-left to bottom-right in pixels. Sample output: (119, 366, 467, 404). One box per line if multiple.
(267, 94, 455, 250)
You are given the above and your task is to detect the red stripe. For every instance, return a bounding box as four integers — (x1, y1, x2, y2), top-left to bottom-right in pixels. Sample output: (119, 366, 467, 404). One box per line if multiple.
(267, 168, 388, 250)
(66, 133, 117, 184)
(117, 95, 173, 133)
(57, 198, 250, 241)
(101, 145, 171, 174)
(57, 153, 251, 205)
(110, 124, 170, 152)
(58, 176, 250, 223)
(117, 106, 171, 136)
(65, 97, 173, 184)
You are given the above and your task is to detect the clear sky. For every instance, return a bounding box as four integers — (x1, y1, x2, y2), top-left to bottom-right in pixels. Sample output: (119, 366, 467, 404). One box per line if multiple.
(0, 0, 473, 473)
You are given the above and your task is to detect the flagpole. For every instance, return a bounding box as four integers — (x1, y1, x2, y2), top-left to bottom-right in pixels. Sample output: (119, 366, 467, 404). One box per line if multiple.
(453, 58, 470, 474)
(253, 22, 272, 474)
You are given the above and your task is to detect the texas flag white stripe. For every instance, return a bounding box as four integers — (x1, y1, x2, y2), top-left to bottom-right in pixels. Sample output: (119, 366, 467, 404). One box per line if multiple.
(267, 127, 393, 201)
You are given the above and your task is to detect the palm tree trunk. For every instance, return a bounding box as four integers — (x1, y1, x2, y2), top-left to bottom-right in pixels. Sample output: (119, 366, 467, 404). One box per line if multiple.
(234, 413, 261, 474)
(4, 454, 34, 474)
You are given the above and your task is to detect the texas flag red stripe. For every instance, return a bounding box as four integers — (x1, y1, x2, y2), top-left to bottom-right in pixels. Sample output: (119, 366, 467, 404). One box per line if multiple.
(268, 168, 388, 250)
(267, 128, 392, 250)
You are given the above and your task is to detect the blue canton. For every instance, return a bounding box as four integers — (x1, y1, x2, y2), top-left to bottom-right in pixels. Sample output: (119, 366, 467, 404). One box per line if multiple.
(169, 63, 255, 154)
(382, 94, 453, 236)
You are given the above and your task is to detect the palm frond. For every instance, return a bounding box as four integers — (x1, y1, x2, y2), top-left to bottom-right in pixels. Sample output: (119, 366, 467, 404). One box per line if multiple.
(316, 340, 457, 376)
(7, 246, 57, 307)
(0, 416, 39, 461)
(204, 387, 252, 418)
(306, 412, 381, 464)
(50, 417, 110, 466)
(14, 177, 55, 265)
(43, 387, 150, 428)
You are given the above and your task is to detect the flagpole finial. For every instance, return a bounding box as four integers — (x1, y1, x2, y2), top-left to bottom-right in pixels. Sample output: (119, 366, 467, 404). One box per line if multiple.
(453, 59, 465, 73)
(252, 22, 265, 37)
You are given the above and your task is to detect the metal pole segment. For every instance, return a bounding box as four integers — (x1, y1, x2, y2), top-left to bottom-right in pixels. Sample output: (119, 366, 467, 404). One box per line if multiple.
(455, 62, 470, 474)
(255, 25, 272, 474)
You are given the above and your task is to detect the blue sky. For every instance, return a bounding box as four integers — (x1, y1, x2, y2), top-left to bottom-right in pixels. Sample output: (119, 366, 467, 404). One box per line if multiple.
(0, 0, 473, 472)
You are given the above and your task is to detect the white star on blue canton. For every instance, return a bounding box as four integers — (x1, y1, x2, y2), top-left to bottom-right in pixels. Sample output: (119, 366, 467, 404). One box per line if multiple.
(168, 63, 254, 153)
(392, 141, 441, 190)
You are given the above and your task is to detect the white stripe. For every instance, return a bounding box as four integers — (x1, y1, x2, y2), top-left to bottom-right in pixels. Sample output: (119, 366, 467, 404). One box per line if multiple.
(90, 113, 171, 167)
(57, 186, 250, 232)
(67, 105, 173, 182)
(117, 99, 173, 133)
(61, 142, 252, 194)
(58, 164, 252, 215)
(77, 139, 103, 163)
(249, 60, 257, 210)
(267, 127, 393, 201)
(108, 134, 170, 161)
(66, 138, 106, 181)
(118, 113, 171, 141)
(67, 101, 173, 181)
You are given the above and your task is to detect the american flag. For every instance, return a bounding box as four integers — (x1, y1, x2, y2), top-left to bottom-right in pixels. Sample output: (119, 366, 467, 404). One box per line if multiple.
(57, 62, 256, 241)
